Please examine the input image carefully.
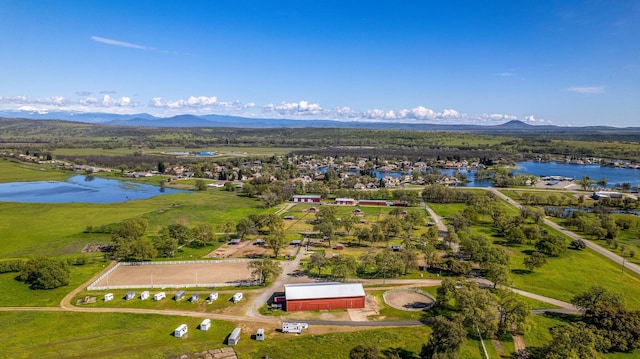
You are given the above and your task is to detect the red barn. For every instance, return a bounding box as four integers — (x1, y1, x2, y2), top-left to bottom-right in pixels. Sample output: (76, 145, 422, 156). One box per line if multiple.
(358, 200, 390, 206)
(335, 198, 356, 205)
(292, 195, 321, 203)
(284, 282, 365, 312)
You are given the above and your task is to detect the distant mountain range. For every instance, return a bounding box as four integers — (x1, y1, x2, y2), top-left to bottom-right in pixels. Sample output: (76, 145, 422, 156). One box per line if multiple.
(0, 110, 638, 134)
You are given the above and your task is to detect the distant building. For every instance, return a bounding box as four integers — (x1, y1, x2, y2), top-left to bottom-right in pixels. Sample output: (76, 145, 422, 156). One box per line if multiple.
(592, 191, 623, 200)
(335, 198, 356, 205)
(292, 195, 321, 203)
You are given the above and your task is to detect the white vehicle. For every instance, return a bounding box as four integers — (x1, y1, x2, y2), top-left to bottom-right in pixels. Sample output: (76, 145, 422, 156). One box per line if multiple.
(104, 293, 114, 302)
(281, 322, 308, 334)
(154, 292, 166, 301)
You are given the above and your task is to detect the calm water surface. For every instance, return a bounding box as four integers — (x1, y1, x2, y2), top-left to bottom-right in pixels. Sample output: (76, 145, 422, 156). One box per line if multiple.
(0, 175, 188, 203)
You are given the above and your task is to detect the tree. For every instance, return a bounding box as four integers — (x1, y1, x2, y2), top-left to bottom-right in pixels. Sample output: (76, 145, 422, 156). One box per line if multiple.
(341, 214, 359, 236)
(569, 238, 587, 250)
(264, 214, 284, 234)
(356, 227, 372, 246)
(314, 221, 336, 248)
(523, 252, 547, 272)
(571, 285, 624, 313)
(165, 223, 191, 245)
(195, 179, 207, 191)
(218, 221, 235, 242)
(484, 262, 511, 288)
(350, 345, 383, 359)
(266, 232, 287, 257)
(331, 254, 358, 281)
(420, 315, 466, 359)
(578, 176, 594, 191)
(236, 217, 257, 240)
(399, 248, 419, 275)
(495, 289, 531, 336)
(153, 230, 178, 257)
(542, 323, 600, 359)
(112, 218, 156, 260)
(309, 251, 328, 276)
(249, 258, 282, 285)
(535, 235, 566, 257)
(189, 223, 214, 247)
(19, 257, 70, 289)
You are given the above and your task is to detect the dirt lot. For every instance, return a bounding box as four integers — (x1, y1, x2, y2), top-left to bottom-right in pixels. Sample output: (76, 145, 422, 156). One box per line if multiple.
(383, 289, 435, 311)
(93, 261, 254, 288)
(205, 239, 298, 259)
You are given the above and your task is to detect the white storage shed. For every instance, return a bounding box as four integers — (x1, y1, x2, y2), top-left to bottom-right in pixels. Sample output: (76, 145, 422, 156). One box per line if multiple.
(174, 324, 188, 338)
(200, 319, 211, 331)
(228, 327, 241, 346)
(208, 292, 218, 301)
(140, 291, 150, 300)
(104, 293, 114, 302)
(154, 292, 166, 301)
(232, 292, 243, 303)
(256, 328, 265, 341)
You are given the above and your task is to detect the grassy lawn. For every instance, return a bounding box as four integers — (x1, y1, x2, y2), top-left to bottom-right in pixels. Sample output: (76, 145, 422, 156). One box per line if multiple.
(427, 194, 640, 310)
(0, 158, 68, 183)
(0, 311, 237, 359)
(71, 289, 251, 313)
(0, 260, 107, 307)
(0, 187, 268, 259)
(240, 326, 433, 359)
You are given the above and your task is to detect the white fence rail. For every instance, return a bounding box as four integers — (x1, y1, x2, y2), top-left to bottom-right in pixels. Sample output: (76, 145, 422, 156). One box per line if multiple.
(87, 260, 256, 290)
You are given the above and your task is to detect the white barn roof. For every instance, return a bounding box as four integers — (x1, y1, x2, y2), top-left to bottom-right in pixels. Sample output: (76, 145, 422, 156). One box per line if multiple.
(285, 282, 365, 300)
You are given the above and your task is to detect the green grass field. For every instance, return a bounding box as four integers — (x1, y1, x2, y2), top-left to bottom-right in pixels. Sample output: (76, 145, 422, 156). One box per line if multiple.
(427, 195, 640, 310)
(0, 259, 107, 307)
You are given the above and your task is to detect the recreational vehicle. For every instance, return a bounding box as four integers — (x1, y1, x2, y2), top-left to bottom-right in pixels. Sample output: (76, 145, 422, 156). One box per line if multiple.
(174, 324, 188, 338)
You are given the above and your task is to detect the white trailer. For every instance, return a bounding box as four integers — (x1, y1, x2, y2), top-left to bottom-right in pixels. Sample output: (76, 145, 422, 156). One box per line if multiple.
(281, 322, 308, 334)
(231, 292, 243, 303)
(140, 291, 150, 300)
(175, 290, 185, 301)
(104, 293, 114, 302)
(228, 327, 241, 346)
(199, 319, 211, 331)
(208, 292, 218, 302)
(154, 292, 166, 301)
(256, 328, 265, 341)
(125, 291, 136, 300)
(174, 324, 188, 338)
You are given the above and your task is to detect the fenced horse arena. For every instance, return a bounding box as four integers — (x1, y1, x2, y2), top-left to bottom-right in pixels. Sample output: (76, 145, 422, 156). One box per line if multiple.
(88, 260, 256, 290)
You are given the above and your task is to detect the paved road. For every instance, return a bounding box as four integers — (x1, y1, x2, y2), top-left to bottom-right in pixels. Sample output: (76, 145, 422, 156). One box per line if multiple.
(488, 188, 640, 276)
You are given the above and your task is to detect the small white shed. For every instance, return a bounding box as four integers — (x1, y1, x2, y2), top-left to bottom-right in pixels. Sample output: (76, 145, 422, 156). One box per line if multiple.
(174, 324, 188, 338)
(154, 292, 166, 301)
(175, 290, 185, 301)
(104, 293, 114, 302)
(125, 291, 136, 300)
(232, 292, 243, 303)
(256, 328, 265, 341)
(140, 291, 150, 300)
(228, 327, 241, 346)
(200, 319, 211, 331)
(208, 292, 218, 301)
(190, 293, 199, 302)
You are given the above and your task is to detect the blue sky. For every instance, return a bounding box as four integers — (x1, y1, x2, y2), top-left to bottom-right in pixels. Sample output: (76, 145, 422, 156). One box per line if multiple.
(1, 1, 638, 126)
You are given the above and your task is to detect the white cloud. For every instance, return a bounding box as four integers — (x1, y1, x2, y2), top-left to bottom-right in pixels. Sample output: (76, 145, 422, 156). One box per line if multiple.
(496, 72, 513, 77)
(567, 86, 605, 94)
(1, 93, 546, 126)
(91, 36, 152, 50)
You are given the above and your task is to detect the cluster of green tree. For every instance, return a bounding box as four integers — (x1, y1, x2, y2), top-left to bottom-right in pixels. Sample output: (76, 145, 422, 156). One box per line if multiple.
(421, 184, 480, 203)
(525, 286, 640, 358)
(0, 259, 26, 273)
(17, 257, 70, 289)
(248, 258, 283, 285)
(423, 278, 530, 358)
(489, 168, 538, 188)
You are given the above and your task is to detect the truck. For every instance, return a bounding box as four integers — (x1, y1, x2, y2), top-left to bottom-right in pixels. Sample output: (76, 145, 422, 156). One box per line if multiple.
(281, 322, 308, 334)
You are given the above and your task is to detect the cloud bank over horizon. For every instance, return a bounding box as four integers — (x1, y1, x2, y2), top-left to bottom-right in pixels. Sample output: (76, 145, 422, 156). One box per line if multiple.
(0, 94, 548, 125)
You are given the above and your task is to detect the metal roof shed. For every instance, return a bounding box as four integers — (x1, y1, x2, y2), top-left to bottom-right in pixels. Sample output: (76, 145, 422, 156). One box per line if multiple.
(284, 282, 365, 312)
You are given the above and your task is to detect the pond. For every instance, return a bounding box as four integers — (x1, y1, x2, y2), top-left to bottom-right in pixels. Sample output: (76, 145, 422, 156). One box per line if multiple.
(0, 175, 189, 204)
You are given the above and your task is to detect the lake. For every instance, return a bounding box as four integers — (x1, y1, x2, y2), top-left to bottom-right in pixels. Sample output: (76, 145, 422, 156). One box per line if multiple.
(515, 161, 640, 188)
(0, 175, 188, 204)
